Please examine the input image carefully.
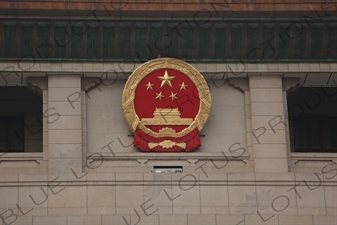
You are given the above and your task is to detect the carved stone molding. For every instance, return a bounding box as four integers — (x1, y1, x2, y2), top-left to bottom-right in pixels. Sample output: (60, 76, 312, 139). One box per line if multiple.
(27, 77, 48, 97)
(282, 77, 301, 95)
(228, 78, 249, 93)
(82, 77, 101, 91)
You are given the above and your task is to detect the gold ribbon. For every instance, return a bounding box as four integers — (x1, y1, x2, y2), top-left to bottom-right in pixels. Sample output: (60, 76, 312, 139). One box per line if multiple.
(148, 140, 186, 150)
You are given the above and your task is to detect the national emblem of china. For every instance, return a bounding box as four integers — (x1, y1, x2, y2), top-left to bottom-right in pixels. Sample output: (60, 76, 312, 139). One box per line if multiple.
(122, 58, 211, 152)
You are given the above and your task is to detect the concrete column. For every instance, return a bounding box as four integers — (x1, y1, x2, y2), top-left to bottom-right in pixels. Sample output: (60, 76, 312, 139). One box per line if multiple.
(47, 74, 82, 174)
(249, 76, 288, 173)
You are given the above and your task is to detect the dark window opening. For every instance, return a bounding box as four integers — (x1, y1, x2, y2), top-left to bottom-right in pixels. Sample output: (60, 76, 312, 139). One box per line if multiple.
(0, 117, 24, 153)
(292, 117, 337, 153)
(0, 87, 43, 154)
(288, 87, 337, 153)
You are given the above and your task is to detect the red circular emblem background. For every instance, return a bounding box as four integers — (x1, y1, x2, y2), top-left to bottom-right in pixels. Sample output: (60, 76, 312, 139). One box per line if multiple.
(122, 58, 211, 152)
(134, 68, 200, 133)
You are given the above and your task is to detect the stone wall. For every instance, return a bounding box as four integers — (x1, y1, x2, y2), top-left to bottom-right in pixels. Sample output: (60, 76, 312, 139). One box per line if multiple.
(0, 66, 336, 224)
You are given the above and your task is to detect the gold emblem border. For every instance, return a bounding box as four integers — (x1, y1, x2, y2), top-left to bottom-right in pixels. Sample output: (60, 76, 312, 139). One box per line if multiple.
(122, 58, 211, 138)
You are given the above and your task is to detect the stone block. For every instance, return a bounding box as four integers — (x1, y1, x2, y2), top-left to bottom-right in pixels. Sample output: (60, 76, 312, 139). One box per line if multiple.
(253, 144, 288, 158)
(50, 63, 62, 72)
(131, 214, 159, 225)
(143, 172, 182, 214)
(309, 63, 320, 72)
(48, 87, 81, 103)
(47, 186, 87, 215)
(288, 63, 299, 72)
(72, 63, 83, 72)
(33, 215, 67, 224)
(87, 186, 116, 215)
(93, 63, 104, 71)
(257, 63, 268, 72)
(194, 63, 206, 72)
(103, 63, 115, 72)
(227, 173, 256, 214)
(244, 214, 279, 225)
(0, 173, 19, 182)
(67, 215, 102, 225)
(40, 62, 51, 71)
(18, 174, 48, 214)
(102, 215, 131, 225)
(247, 63, 258, 72)
(250, 89, 283, 102)
(47, 102, 81, 116)
(267, 63, 279, 72)
(159, 214, 187, 225)
(216, 63, 227, 72)
(47, 143, 82, 158)
(48, 130, 82, 144)
(206, 63, 217, 72)
(325, 186, 337, 215)
(294, 173, 327, 215)
(251, 129, 286, 144)
(313, 215, 337, 225)
(298, 63, 310, 72)
(208, 106, 246, 135)
(187, 215, 216, 225)
(87, 172, 115, 181)
(251, 102, 284, 116)
(216, 214, 246, 225)
(278, 63, 289, 72)
(200, 173, 229, 214)
(48, 75, 81, 88)
(279, 215, 313, 224)
(61, 63, 73, 71)
(0, 187, 19, 208)
(254, 158, 288, 173)
(82, 63, 93, 71)
(172, 173, 201, 214)
(48, 116, 81, 130)
(251, 115, 287, 130)
(115, 173, 144, 214)
(210, 83, 245, 107)
(255, 185, 297, 215)
(8, 216, 33, 225)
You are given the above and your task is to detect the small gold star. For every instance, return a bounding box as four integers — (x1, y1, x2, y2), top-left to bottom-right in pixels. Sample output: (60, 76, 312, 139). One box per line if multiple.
(179, 82, 188, 90)
(157, 70, 175, 88)
(145, 81, 154, 90)
(155, 92, 164, 100)
(169, 92, 178, 101)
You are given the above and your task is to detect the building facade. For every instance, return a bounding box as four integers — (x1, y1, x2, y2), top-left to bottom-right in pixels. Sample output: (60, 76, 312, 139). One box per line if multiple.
(0, 1, 336, 224)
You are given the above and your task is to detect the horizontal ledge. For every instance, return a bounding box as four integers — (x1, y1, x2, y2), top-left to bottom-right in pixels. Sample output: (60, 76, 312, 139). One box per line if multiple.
(1, 61, 336, 74)
(0, 152, 43, 158)
(291, 152, 337, 159)
(86, 152, 250, 161)
(1, 180, 336, 188)
(291, 152, 337, 164)
(0, 153, 43, 164)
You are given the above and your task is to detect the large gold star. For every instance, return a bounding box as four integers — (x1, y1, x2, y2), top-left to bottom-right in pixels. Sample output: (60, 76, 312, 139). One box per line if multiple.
(155, 92, 164, 100)
(157, 70, 175, 88)
(169, 92, 178, 101)
(179, 82, 188, 90)
(145, 81, 154, 90)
